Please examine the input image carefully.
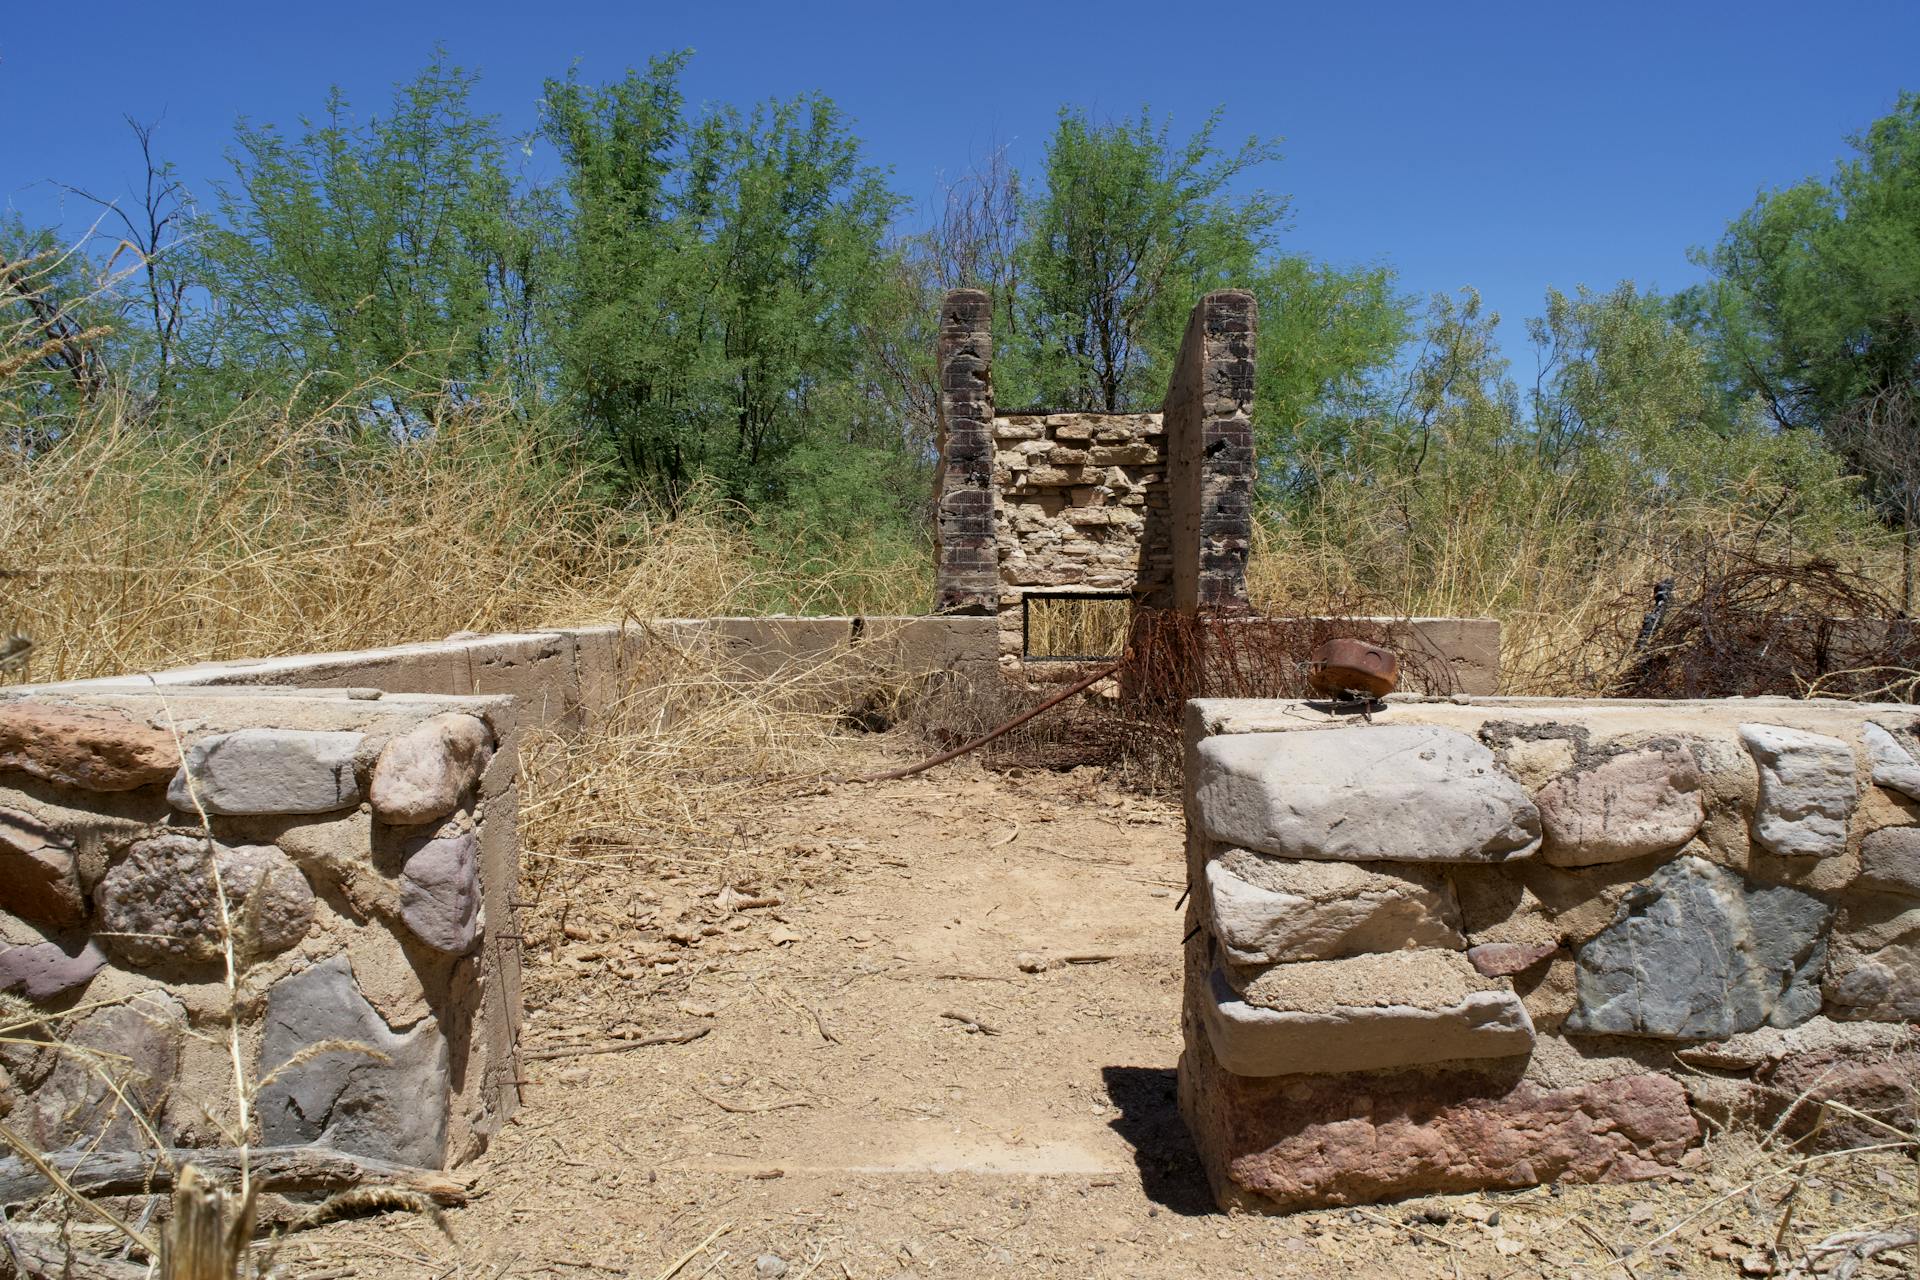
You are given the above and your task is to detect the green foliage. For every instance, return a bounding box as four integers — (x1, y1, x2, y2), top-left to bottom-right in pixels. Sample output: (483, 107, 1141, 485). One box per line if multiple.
(1247, 256, 1410, 481)
(1007, 108, 1286, 411)
(9, 52, 1903, 632)
(1688, 93, 1920, 512)
(196, 52, 549, 427)
(542, 57, 904, 502)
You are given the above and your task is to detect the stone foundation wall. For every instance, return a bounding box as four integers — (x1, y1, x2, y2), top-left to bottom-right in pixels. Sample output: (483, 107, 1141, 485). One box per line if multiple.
(0, 687, 521, 1172)
(0, 615, 1000, 1177)
(1180, 694, 1920, 1212)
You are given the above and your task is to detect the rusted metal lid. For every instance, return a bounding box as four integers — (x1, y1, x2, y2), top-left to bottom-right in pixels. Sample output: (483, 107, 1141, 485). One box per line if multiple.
(1307, 637, 1400, 699)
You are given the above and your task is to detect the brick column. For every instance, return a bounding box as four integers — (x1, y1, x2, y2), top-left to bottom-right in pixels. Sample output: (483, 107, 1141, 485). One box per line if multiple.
(1163, 290, 1256, 613)
(933, 289, 997, 614)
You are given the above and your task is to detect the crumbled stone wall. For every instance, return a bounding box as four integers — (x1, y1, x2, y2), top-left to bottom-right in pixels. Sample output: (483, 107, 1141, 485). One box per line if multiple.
(935, 289, 1260, 681)
(0, 688, 521, 1172)
(991, 412, 1169, 669)
(1181, 695, 1920, 1212)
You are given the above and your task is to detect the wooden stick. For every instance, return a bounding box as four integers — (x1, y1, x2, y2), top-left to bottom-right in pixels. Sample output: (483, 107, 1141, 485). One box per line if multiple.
(0, 1145, 467, 1208)
(695, 1091, 812, 1115)
(654, 1222, 731, 1280)
(525, 1027, 710, 1061)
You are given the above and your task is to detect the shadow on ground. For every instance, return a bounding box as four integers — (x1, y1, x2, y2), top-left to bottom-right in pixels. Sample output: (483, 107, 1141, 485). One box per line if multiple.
(1102, 1065, 1215, 1217)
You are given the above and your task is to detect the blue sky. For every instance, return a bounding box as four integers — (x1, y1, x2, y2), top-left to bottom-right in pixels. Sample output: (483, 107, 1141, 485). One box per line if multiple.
(4, 1, 1917, 369)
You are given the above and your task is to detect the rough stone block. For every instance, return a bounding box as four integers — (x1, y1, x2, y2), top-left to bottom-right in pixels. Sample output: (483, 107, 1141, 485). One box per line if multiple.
(1863, 722, 1920, 801)
(0, 702, 178, 791)
(256, 954, 449, 1167)
(1679, 1019, 1919, 1151)
(1566, 856, 1830, 1039)
(1467, 940, 1561, 976)
(1739, 724, 1857, 858)
(1824, 942, 1919, 1021)
(1536, 746, 1704, 866)
(400, 827, 481, 954)
(0, 938, 106, 1001)
(95, 833, 314, 966)
(370, 713, 492, 826)
(1180, 1047, 1697, 1212)
(1857, 824, 1920, 897)
(21, 992, 185, 1150)
(1205, 851, 1462, 964)
(169, 728, 364, 816)
(1200, 951, 1534, 1076)
(1088, 444, 1158, 465)
(0, 808, 84, 927)
(1194, 726, 1541, 863)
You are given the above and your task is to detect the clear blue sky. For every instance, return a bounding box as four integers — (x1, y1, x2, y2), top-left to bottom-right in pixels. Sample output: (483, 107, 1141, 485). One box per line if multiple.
(5, 0, 1916, 368)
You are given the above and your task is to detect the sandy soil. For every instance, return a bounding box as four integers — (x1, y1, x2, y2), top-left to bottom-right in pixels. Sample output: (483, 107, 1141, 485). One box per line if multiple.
(285, 741, 1916, 1280)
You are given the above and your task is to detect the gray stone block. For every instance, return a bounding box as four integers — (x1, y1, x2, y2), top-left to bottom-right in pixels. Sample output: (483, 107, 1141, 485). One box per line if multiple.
(22, 992, 185, 1150)
(169, 728, 364, 816)
(1824, 943, 1919, 1021)
(1739, 724, 1857, 858)
(256, 954, 449, 1167)
(1194, 725, 1541, 863)
(1858, 825, 1920, 898)
(1567, 856, 1831, 1039)
(399, 828, 481, 954)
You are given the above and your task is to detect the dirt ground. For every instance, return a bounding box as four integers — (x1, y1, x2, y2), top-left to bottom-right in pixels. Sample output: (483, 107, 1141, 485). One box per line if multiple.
(287, 739, 1916, 1280)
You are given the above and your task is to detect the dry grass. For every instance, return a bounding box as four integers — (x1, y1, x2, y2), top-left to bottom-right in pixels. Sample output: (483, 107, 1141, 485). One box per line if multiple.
(0, 387, 927, 687)
(517, 637, 875, 888)
(1244, 468, 1909, 696)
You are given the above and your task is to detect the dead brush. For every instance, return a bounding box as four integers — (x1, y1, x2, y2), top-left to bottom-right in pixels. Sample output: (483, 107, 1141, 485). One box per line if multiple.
(1586, 543, 1920, 702)
(935, 605, 1461, 793)
(1245, 465, 1909, 697)
(1610, 1054, 1919, 1278)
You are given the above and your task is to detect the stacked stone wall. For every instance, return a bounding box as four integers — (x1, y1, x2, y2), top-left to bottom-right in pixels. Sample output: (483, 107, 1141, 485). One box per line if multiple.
(991, 412, 1169, 669)
(0, 688, 522, 1175)
(0, 614, 1003, 1182)
(1181, 694, 1920, 1212)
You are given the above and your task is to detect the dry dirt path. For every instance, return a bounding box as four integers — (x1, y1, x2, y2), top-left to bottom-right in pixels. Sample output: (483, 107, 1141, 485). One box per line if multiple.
(294, 744, 1910, 1280)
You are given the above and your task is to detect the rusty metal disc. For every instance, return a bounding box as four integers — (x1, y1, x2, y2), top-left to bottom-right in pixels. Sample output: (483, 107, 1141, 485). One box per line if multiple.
(1307, 637, 1399, 699)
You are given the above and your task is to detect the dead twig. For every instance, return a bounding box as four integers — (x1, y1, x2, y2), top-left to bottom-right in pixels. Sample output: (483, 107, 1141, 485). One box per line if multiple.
(940, 1010, 1002, 1036)
(525, 1027, 710, 1062)
(694, 1091, 813, 1116)
(654, 1222, 731, 1280)
(1784, 1227, 1918, 1279)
